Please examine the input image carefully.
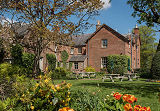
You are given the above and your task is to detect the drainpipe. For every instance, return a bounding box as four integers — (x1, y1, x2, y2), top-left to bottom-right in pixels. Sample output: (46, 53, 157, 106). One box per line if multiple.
(131, 33, 133, 72)
(87, 41, 89, 66)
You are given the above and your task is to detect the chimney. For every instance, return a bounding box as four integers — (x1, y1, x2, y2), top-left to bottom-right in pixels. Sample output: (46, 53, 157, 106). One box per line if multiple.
(133, 24, 139, 36)
(96, 20, 101, 30)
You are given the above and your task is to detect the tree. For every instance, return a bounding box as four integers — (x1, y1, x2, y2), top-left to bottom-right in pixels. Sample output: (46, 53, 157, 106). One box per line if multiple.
(150, 51, 160, 79)
(0, 38, 5, 63)
(0, 0, 104, 74)
(127, 0, 160, 27)
(46, 53, 56, 72)
(139, 26, 157, 71)
(11, 44, 23, 65)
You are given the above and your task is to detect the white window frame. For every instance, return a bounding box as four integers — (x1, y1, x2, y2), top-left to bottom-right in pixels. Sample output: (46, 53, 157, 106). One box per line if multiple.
(70, 48, 74, 54)
(101, 57, 107, 68)
(74, 62, 78, 69)
(102, 39, 108, 48)
(78, 47, 82, 54)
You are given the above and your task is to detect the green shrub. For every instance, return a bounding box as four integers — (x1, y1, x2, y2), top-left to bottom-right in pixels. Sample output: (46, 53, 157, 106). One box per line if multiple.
(14, 75, 72, 110)
(70, 90, 105, 111)
(150, 51, 160, 79)
(46, 53, 56, 71)
(51, 67, 67, 79)
(69, 62, 73, 71)
(22, 53, 35, 74)
(0, 98, 17, 111)
(85, 66, 95, 72)
(0, 63, 13, 77)
(61, 50, 69, 69)
(11, 44, 23, 65)
(107, 55, 129, 75)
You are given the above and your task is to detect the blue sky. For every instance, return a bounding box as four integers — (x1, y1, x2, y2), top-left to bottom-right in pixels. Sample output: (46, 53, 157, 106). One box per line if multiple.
(87, 0, 160, 41)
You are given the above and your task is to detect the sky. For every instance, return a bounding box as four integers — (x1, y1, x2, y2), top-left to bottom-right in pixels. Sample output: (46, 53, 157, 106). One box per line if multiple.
(86, 0, 160, 41)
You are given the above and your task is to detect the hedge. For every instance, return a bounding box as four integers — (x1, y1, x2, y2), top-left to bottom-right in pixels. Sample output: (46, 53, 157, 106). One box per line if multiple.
(107, 55, 130, 75)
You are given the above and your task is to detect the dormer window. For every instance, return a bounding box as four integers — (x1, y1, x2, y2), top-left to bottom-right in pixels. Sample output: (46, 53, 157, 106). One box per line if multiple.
(78, 47, 82, 53)
(102, 39, 107, 48)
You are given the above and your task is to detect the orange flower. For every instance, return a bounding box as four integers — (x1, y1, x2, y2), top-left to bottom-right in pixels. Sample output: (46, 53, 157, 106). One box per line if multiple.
(113, 92, 122, 100)
(123, 94, 129, 102)
(123, 94, 137, 104)
(127, 95, 137, 104)
(124, 104, 133, 111)
(134, 105, 141, 111)
(58, 107, 74, 111)
(139, 107, 151, 111)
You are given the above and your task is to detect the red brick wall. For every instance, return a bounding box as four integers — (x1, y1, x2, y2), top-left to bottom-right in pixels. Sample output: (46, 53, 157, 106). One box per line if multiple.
(87, 28, 126, 72)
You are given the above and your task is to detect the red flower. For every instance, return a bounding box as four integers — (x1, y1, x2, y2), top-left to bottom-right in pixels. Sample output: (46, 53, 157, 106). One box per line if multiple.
(139, 107, 151, 111)
(123, 94, 137, 104)
(124, 103, 133, 111)
(113, 92, 122, 100)
(134, 105, 141, 111)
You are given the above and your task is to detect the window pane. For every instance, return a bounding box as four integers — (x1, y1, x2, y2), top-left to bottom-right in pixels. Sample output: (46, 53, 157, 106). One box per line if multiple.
(70, 48, 74, 54)
(74, 62, 78, 69)
(102, 39, 107, 48)
(101, 57, 107, 68)
(78, 47, 82, 53)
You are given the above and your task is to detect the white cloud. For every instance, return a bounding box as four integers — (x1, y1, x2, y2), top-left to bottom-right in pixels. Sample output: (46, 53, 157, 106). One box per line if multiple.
(101, 0, 111, 9)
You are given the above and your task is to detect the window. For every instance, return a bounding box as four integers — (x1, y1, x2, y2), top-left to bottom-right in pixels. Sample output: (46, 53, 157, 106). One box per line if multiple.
(78, 47, 82, 53)
(70, 48, 74, 54)
(101, 57, 107, 68)
(74, 62, 78, 69)
(102, 39, 108, 48)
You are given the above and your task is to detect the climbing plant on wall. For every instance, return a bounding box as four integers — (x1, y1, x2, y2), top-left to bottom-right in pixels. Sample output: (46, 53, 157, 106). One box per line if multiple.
(61, 50, 69, 69)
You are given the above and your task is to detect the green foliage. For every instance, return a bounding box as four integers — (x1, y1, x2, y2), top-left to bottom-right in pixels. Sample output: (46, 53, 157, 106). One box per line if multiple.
(127, 0, 160, 27)
(46, 53, 56, 71)
(156, 39, 160, 52)
(150, 51, 160, 79)
(70, 90, 105, 111)
(14, 75, 72, 110)
(107, 55, 129, 75)
(139, 26, 157, 75)
(0, 98, 17, 111)
(22, 53, 35, 74)
(51, 67, 68, 79)
(85, 66, 95, 72)
(61, 50, 69, 68)
(0, 63, 13, 77)
(0, 38, 5, 63)
(69, 62, 73, 71)
(11, 44, 23, 65)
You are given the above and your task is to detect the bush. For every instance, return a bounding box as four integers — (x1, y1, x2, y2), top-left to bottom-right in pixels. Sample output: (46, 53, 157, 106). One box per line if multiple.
(61, 50, 69, 69)
(51, 67, 68, 79)
(70, 90, 104, 111)
(11, 44, 23, 65)
(150, 51, 160, 79)
(85, 66, 95, 72)
(14, 75, 72, 110)
(22, 53, 35, 74)
(46, 53, 56, 71)
(107, 55, 129, 75)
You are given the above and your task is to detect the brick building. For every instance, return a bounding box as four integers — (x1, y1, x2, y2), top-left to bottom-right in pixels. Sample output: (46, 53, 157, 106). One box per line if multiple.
(41, 22, 140, 72)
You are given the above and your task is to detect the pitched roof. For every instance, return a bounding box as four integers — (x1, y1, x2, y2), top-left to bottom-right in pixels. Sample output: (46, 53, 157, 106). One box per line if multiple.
(86, 24, 130, 43)
(69, 55, 87, 62)
(71, 34, 91, 46)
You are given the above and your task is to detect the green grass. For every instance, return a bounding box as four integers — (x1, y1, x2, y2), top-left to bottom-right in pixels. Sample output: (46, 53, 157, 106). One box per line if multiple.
(54, 78, 160, 111)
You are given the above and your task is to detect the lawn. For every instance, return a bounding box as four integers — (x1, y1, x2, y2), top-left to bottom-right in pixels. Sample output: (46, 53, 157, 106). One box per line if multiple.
(55, 78, 160, 111)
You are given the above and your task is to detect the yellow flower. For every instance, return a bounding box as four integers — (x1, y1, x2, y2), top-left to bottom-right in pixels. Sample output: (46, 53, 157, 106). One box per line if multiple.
(55, 85, 60, 91)
(66, 98, 71, 101)
(30, 106, 34, 110)
(44, 79, 49, 83)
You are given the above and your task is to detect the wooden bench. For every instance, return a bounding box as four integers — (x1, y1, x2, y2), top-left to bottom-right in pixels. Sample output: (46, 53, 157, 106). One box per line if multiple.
(102, 74, 120, 82)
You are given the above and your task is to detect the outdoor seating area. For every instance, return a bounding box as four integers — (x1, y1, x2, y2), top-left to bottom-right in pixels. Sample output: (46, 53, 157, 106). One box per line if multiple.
(102, 73, 140, 82)
(73, 72, 96, 79)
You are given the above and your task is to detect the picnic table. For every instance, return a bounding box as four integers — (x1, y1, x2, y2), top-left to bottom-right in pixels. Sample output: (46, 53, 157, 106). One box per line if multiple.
(102, 73, 140, 82)
(73, 72, 96, 79)
(102, 74, 120, 82)
(123, 73, 139, 81)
